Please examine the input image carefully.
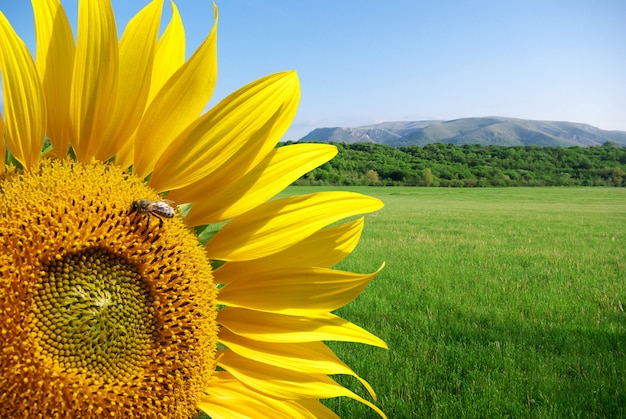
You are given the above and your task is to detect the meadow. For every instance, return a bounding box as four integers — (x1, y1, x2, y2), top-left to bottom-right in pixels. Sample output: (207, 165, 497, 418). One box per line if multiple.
(284, 186, 626, 418)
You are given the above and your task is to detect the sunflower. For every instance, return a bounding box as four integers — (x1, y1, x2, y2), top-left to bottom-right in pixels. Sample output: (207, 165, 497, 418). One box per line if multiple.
(0, 1, 387, 418)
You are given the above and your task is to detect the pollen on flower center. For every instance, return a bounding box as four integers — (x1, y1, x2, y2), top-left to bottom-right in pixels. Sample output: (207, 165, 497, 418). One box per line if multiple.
(32, 248, 156, 380)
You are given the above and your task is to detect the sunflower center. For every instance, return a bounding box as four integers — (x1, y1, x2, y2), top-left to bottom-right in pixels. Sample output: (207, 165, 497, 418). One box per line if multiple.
(32, 247, 155, 380)
(0, 159, 217, 417)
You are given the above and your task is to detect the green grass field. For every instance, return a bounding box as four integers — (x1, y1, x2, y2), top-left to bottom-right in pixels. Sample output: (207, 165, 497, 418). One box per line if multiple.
(284, 187, 626, 418)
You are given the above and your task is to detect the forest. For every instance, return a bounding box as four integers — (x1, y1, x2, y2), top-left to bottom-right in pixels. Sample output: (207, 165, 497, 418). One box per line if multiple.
(284, 141, 626, 187)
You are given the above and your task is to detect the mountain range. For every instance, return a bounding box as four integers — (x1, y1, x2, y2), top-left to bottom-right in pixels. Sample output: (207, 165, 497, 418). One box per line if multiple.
(297, 117, 626, 147)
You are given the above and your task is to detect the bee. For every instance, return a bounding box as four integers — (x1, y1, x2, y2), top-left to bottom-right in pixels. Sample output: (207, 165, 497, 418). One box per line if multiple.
(130, 198, 175, 228)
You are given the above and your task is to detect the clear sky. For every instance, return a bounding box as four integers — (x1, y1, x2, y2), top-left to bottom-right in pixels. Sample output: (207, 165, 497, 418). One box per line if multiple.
(2, 1, 625, 141)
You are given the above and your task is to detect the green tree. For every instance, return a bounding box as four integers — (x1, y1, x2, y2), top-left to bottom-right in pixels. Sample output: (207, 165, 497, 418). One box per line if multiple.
(365, 169, 380, 185)
(422, 168, 434, 186)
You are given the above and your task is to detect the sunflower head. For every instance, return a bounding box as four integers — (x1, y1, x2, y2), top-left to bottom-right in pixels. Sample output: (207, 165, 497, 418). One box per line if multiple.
(0, 1, 387, 418)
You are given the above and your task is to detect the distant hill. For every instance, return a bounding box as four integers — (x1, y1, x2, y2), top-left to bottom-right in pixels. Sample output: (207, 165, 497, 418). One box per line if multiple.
(298, 117, 626, 147)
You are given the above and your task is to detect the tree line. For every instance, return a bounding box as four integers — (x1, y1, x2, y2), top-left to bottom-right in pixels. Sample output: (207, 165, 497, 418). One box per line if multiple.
(284, 141, 626, 187)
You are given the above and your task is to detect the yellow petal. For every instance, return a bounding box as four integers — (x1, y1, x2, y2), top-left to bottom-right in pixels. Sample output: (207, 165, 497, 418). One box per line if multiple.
(206, 192, 383, 261)
(218, 352, 387, 418)
(198, 393, 291, 419)
(148, 70, 299, 192)
(293, 399, 340, 419)
(168, 142, 334, 208)
(115, 1, 186, 169)
(0, 12, 46, 169)
(199, 372, 325, 419)
(149, 0, 185, 102)
(213, 217, 364, 285)
(32, 0, 75, 156)
(218, 308, 388, 348)
(0, 114, 5, 170)
(99, 0, 163, 160)
(132, 3, 217, 178)
(175, 143, 337, 225)
(218, 266, 382, 315)
(70, 0, 119, 161)
(219, 328, 377, 398)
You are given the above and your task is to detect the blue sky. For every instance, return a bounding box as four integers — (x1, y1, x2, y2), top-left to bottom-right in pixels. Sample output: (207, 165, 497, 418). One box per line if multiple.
(2, 1, 625, 140)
